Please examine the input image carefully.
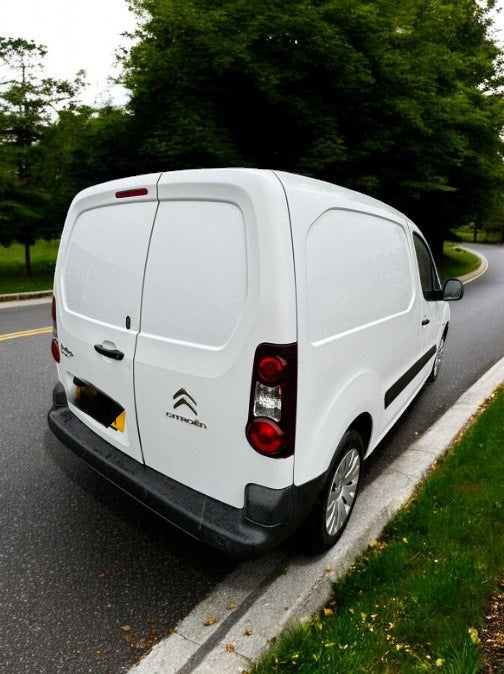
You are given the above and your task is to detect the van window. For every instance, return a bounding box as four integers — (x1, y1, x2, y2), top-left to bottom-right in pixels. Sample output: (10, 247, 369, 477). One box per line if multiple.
(413, 234, 441, 300)
(62, 202, 157, 326)
(306, 210, 413, 342)
(140, 200, 247, 347)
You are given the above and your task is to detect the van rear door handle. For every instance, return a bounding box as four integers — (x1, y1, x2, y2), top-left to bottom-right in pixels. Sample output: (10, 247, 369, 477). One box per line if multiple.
(421, 318, 430, 326)
(94, 344, 124, 360)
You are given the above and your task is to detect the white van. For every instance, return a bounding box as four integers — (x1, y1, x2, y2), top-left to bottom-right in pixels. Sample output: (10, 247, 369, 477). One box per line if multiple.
(48, 169, 463, 557)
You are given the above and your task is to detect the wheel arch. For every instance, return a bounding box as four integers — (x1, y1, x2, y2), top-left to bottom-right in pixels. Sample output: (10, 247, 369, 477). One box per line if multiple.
(348, 412, 373, 455)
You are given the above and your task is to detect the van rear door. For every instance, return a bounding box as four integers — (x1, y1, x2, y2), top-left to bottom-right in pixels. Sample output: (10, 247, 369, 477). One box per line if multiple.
(134, 169, 297, 509)
(55, 175, 161, 463)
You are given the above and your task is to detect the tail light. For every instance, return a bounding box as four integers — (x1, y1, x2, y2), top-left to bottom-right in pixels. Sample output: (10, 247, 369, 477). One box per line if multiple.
(51, 296, 60, 363)
(246, 343, 297, 458)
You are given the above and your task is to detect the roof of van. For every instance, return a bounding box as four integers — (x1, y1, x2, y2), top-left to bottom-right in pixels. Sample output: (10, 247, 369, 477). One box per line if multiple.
(72, 168, 409, 229)
(160, 167, 407, 222)
(272, 169, 407, 221)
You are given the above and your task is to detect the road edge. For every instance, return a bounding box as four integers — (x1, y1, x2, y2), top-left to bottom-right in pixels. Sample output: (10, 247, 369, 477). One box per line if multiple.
(0, 289, 53, 304)
(456, 245, 489, 284)
(129, 355, 504, 674)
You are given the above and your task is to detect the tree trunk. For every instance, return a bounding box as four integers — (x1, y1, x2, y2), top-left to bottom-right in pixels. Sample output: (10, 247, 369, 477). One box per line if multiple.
(24, 241, 33, 277)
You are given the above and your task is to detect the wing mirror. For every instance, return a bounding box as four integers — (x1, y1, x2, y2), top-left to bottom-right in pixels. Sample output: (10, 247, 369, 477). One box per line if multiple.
(442, 278, 464, 301)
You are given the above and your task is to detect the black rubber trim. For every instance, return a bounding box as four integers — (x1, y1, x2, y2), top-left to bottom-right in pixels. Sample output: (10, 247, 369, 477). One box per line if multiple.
(384, 345, 437, 409)
(47, 385, 322, 559)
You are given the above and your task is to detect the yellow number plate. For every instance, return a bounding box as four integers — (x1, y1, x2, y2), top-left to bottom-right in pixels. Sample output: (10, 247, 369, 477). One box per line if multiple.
(111, 410, 126, 433)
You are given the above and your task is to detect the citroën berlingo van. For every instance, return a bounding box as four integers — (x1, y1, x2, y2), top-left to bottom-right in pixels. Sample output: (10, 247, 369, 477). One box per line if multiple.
(48, 169, 463, 557)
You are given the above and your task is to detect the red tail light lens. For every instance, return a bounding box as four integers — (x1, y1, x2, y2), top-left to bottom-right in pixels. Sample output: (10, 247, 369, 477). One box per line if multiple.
(246, 342, 297, 458)
(257, 355, 286, 384)
(247, 419, 284, 454)
(51, 295, 60, 363)
(51, 338, 61, 363)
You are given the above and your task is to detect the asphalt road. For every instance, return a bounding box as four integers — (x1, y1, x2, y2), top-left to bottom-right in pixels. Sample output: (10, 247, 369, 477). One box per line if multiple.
(0, 243, 503, 673)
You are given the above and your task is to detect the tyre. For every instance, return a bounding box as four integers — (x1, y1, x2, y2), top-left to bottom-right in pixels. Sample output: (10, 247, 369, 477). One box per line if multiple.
(302, 430, 363, 554)
(427, 334, 445, 383)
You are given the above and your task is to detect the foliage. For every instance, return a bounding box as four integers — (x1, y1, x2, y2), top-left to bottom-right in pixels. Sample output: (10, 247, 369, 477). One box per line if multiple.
(122, 0, 504, 255)
(33, 105, 134, 229)
(0, 37, 83, 274)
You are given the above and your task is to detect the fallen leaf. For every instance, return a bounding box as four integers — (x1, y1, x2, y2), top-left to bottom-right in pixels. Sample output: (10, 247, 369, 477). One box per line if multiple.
(225, 643, 235, 652)
(323, 608, 334, 617)
(468, 627, 480, 644)
(203, 616, 218, 626)
(119, 625, 131, 632)
(226, 603, 237, 610)
(244, 629, 253, 636)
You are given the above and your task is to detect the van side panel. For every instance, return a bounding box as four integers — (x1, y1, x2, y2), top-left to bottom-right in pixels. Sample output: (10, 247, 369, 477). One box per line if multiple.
(275, 172, 423, 486)
(134, 170, 297, 509)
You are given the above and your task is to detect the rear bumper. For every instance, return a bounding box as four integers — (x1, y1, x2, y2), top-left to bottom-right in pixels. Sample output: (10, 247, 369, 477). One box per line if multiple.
(48, 384, 323, 559)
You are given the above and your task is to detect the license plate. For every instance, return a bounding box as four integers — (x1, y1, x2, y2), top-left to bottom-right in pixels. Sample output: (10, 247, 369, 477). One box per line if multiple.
(74, 379, 126, 432)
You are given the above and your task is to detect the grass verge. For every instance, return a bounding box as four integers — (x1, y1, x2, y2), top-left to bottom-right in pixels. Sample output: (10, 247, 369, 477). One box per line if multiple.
(0, 240, 58, 294)
(437, 242, 481, 282)
(251, 387, 504, 673)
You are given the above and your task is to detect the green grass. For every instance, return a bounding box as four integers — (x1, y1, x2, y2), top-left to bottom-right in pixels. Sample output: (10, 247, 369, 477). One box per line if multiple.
(437, 242, 481, 282)
(0, 239, 58, 294)
(252, 387, 504, 673)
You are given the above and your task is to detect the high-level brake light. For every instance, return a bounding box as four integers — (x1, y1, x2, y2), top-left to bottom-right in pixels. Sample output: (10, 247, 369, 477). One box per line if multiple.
(246, 343, 297, 458)
(115, 188, 148, 199)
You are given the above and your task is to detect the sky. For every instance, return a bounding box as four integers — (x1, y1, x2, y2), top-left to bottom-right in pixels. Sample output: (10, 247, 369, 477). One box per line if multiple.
(2, 0, 504, 107)
(2, 0, 137, 105)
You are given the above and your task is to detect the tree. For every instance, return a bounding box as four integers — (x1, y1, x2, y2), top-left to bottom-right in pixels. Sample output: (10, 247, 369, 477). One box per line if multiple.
(0, 37, 83, 275)
(33, 105, 136, 229)
(122, 0, 504, 256)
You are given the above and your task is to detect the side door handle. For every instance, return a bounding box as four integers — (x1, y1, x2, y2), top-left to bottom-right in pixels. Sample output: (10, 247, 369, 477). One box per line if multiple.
(421, 318, 430, 326)
(94, 344, 125, 360)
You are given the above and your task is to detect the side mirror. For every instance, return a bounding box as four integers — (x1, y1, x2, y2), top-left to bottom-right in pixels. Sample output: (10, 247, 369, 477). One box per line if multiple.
(442, 278, 464, 301)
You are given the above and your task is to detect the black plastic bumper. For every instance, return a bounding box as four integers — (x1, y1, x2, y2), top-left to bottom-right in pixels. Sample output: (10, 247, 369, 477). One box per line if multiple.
(47, 384, 323, 559)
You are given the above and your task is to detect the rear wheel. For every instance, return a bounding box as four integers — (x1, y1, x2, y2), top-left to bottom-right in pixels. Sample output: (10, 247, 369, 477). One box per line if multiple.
(302, 430, 363, 554)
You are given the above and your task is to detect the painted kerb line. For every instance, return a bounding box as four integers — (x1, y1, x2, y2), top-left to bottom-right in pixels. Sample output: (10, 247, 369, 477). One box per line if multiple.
(0, 326, 52, 342)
